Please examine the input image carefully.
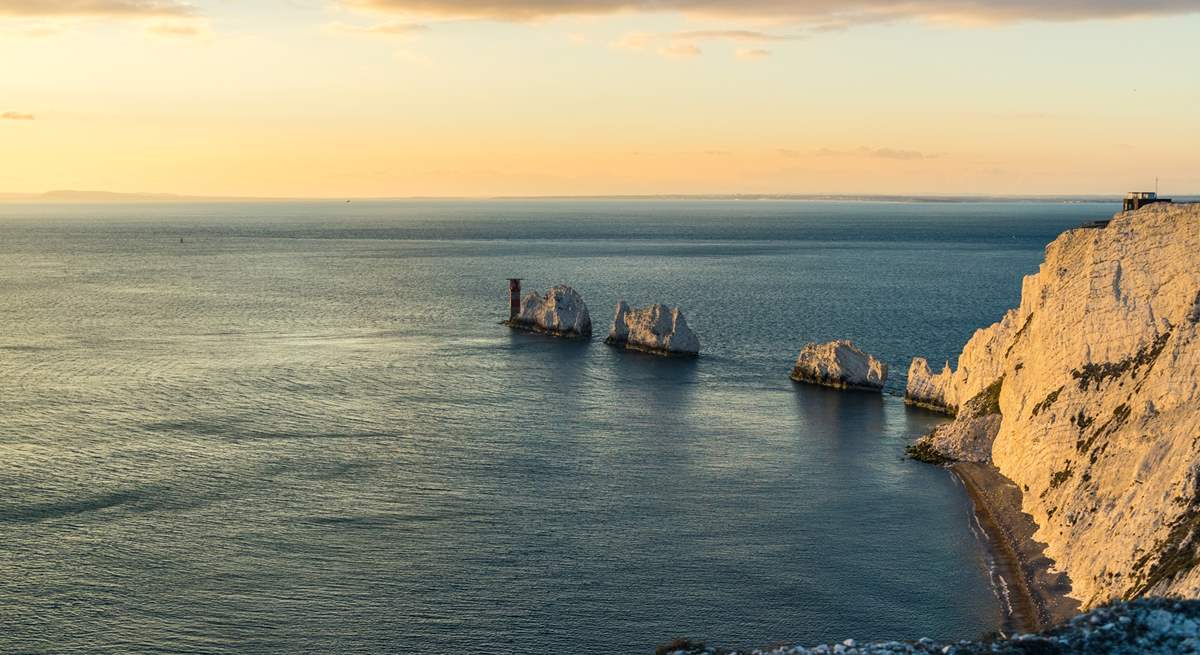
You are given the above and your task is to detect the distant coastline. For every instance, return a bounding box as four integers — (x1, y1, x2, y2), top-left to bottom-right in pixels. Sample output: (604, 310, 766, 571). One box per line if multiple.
(1, 190, 1183, 205)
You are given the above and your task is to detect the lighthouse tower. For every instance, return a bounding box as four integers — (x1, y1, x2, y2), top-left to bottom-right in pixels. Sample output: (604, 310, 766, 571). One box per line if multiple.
(507, 279, 522, 321)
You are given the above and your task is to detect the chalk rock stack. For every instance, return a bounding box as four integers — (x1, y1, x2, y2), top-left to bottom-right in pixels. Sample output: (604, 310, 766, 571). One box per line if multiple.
(605, 302, 700, 356)
(906, 203, 1200, 607)
(507, 285, 592, 338)
(790, 340, 887, 391)
(905, 357, 955, 412)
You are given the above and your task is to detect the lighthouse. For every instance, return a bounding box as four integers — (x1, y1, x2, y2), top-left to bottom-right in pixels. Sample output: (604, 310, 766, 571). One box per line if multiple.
(507, 279, 522, 321)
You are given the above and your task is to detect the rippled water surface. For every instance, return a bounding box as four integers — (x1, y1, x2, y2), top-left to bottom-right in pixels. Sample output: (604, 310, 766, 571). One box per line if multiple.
(0, 200, 1116, 654)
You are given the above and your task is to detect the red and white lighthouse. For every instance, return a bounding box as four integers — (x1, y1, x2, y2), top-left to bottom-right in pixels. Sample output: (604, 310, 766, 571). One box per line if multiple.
(507, 278, 522, 321)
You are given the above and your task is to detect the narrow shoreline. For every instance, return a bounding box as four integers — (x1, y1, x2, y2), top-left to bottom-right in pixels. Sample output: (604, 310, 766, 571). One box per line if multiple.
(949, 462, 1080, 634)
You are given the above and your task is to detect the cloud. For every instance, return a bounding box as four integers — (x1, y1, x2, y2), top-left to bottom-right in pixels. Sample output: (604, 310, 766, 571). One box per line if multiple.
(816, 146, 937, 160)
(146, 20, 202, 36)
(338, 0, 1200, 26)
(735, 47, 771, 59)
(0, 23, 62, 35)
(615, 31, 654, 49)
(670, 29, 796, 42)
(659, 42, 701, 57)
(394, 48, 432, 64)
(0, 1, 194, 18)
(326, 21, 429, 36)
(616, 28, 792, 57)
(2, 111, 35, 120)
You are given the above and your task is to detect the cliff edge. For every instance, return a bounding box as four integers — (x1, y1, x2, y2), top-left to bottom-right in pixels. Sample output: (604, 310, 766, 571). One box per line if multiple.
(907, 203, 1200, 609)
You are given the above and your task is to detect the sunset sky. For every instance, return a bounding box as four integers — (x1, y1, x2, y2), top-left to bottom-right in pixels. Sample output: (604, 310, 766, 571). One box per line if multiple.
(2, 0, 1198, 197)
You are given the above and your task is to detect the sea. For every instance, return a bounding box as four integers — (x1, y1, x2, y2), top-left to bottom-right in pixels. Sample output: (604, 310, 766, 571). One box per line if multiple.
(0, 199, 1119, 654)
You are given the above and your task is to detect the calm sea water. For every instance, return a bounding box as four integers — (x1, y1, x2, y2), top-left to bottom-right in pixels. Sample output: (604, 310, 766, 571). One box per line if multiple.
(0, 200, 1117, 654)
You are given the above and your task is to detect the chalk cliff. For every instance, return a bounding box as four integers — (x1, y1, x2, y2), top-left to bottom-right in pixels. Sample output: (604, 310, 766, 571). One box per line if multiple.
(907, 203, 1200, 608)
(507, 285, 592, 338)
(605, 302, 700, 356)
(791, 340, 887, 391)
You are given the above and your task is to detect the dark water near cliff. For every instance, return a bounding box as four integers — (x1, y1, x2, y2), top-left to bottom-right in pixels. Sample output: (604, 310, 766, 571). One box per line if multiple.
(0, 200, 1116, 654)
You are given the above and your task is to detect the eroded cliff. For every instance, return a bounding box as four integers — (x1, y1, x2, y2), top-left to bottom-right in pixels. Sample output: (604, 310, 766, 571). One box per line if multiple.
(908, 203, 1200, 608)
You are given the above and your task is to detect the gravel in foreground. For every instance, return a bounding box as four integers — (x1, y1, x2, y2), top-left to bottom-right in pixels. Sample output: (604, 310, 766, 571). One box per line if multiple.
(657, 598, 1200, 655)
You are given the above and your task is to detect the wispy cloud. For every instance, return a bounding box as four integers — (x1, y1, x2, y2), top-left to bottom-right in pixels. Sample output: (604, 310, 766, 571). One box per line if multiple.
(735, 47, 771, 59)
(146, 20, 202, 36)
(0, 23, 62, 36)
(326, 21, 430, 36)
(659, 42, 701, 58)
(394, 48, 432, 64)
(616, 28, 793, 58)
(0, 1, 194, 18)
(615, 31, 654, 49)
(816, 146, 938, 160)
(670, 29, 797, 42)
(338, 0, 1200, 26)
(2, 111, 35, 120)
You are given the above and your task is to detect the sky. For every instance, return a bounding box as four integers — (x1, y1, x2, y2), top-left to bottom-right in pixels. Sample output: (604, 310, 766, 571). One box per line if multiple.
(1, 0, 1198, 198)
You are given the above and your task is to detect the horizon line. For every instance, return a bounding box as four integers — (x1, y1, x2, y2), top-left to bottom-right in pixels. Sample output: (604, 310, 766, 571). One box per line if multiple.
(0, 189, 1183, 204)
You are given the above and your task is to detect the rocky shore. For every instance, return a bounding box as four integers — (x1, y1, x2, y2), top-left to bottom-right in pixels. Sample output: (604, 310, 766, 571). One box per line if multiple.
(655, 599, 1200, 655)
(951, 462, 1079, 632)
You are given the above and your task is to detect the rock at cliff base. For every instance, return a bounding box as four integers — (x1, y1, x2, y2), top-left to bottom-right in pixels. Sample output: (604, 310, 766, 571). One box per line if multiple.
(790, 340, 887, 391)
(605, 301, 700, 356)
(904, 357, 954, 413)
(505, 285, 592, 338)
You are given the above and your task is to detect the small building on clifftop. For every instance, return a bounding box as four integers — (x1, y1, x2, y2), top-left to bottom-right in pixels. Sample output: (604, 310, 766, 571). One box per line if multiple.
(1123, 191, 1172, 212)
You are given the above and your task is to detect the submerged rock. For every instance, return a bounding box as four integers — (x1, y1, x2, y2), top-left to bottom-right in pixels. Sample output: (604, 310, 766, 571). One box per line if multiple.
(790, 340, 887, 391)
(505, 285, 591, 338)
(605, 302, 700, 356)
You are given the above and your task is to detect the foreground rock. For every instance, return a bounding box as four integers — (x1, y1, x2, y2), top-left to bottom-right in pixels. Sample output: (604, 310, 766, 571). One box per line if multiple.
(790, 340, 887, 391)
(906, 203, 1200, 607)
(655, 598, 1200, 655)
(605, 302, 700, 356)
(505, 285, 591, 338)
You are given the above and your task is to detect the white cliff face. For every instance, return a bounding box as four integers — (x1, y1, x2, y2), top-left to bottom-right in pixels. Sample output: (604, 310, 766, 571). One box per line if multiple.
(510, 285, 592, 337)
(605, 302, 700, 356)
(908, 203, 1200, 608)
(791, 340, 888, 391)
